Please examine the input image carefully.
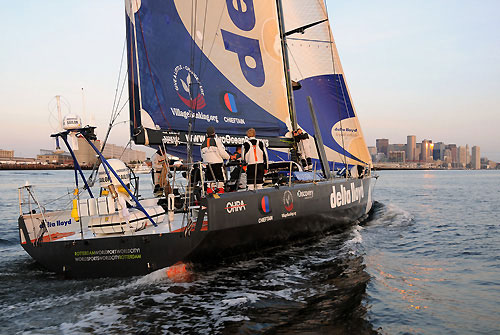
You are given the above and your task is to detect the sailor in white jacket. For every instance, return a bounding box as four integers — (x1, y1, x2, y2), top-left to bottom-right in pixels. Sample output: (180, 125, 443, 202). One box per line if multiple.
(200, 126, 230, 192)
(242, 128, 268, 190)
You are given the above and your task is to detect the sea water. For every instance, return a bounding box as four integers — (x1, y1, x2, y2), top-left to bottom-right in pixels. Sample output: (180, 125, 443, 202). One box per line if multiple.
(0, 169, 499, 334)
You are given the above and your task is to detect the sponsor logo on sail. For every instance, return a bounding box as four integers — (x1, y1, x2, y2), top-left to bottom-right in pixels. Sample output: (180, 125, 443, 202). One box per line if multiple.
(225, 200, 247, 214)
(330, 182, 364, 209)
(173, 65, 206, 110)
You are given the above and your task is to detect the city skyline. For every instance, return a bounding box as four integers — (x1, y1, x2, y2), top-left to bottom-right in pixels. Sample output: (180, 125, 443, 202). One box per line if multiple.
(1, 1, 499, 160)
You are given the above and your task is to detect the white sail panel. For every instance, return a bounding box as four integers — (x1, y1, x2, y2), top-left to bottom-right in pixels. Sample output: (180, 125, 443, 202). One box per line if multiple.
(174, 0, 290, 127)
(283, 0, 371, 167)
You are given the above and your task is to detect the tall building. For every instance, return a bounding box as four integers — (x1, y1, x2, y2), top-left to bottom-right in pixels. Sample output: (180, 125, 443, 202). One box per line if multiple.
(420, 139, 433, 162)
(457, 146, 467, 168)
(446, 144, 457, 163)
(471, 146, 480, 170)
(376, 139, 389, 156)
(433, 142, 445, 161)
(406, 135, 416, 161)
(466, 144, 471, 165)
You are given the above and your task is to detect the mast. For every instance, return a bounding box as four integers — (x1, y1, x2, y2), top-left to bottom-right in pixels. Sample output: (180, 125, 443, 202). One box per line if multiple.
(276, 0, 298, 132)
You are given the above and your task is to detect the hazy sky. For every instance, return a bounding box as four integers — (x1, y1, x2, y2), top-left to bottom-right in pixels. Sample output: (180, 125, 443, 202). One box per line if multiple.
(1, 1, 499, 160)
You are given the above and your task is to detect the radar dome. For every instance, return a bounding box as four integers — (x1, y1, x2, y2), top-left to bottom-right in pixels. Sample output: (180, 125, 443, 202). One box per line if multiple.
(62, 114, 82, 130)
(98, 159, 130, 188)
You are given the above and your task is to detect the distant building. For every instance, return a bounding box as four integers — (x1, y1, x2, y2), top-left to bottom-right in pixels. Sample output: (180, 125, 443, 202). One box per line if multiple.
(406, 135, 416, 161)
(367, 146, 377, 161)
(388, 144, 406, 152)
(37, 150, 73, 165)
(74, 138, 101, 167)
(376, 139, 389, 156)
(446, 144, 457, 163)
(0, 149, 14, 159)
(466, 144, 471, 165)
(433, 142, 445, 161)
(456, 146, 467, 168)
(388, 151, 405, 163)
(420, 140, 433, 162)
(471, 146, 480, 170)
(101, 144, 146, 163)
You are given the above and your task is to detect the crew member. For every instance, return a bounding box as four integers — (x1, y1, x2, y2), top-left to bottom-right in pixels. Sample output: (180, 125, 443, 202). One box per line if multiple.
(151, 149, 166, 195)
(228, 146, 244, 191)
(242, 128, 268, 190)
(200, 126, 230, 193)
(293, 128, 313, 171)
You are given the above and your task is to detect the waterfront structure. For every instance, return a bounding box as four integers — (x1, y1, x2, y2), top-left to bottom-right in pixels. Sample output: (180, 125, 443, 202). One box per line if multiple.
(101, 143, 146, 163)
(0, 149, 14, 159)
(376, 138, 389, 156)
(472, 146, 480, 170)
(37, 149, 73, 165)
(406, 135, 416, 161)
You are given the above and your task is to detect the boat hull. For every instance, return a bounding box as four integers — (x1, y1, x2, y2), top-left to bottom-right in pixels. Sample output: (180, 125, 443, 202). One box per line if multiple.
(19, 177, 374, 278)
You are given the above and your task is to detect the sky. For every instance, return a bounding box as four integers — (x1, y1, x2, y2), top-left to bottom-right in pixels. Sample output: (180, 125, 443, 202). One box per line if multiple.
(1, 1, 499, 161)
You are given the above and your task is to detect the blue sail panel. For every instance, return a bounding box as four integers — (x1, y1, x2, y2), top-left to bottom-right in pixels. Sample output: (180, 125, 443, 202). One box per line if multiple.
(126, 0, 290, 141)
(293, 74, 367, 165)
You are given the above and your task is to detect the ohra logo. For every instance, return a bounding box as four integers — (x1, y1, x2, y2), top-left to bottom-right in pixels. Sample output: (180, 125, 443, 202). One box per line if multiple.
(225, 200, 247, 214)
(283, 190, 294, 212)
(173, 65, 206, 110)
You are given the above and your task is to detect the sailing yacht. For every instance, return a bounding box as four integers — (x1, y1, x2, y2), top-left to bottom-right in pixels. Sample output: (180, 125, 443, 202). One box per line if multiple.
(17, 0, 375, 278)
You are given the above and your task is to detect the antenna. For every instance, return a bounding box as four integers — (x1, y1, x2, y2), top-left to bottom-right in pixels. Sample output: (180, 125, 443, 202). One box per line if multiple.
(81, 88, 87, 126)
(56, 95, 63, 131)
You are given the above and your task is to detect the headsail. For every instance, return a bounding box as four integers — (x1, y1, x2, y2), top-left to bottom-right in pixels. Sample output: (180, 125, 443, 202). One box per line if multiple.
(125, 0, 291, 157)
(283, 1, 372, 168)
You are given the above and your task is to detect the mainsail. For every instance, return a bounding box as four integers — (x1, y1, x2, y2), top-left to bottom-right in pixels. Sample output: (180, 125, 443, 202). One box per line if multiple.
(125, 0, 291, 158)
(283, 1, 372, 169)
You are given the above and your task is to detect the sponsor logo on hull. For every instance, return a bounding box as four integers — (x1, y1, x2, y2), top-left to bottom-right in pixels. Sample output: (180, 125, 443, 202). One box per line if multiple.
(330, 182, 364, 209)
(225, 200, 247, 214)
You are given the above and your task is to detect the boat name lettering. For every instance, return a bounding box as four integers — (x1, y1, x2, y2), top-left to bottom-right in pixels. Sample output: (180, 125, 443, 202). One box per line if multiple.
(41, 219, 71, 228)
(330, 182, 364, 209)
(221, 0, 265, 87)
(225, 200, 247, 214)
(258, 215, 273, 223)
(296, 190, 314, 199)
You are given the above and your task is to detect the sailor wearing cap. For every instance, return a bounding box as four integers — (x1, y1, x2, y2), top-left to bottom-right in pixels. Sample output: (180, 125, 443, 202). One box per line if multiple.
(200, 126, 230, 192)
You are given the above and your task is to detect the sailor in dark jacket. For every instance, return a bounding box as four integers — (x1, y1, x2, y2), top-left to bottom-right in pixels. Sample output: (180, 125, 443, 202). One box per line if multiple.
(200, 126, 230, 192)
(242, 128, 268, 190)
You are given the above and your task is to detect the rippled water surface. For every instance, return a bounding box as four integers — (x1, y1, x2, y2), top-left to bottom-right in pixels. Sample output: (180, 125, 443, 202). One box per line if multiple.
(0, 169, 499, 334)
